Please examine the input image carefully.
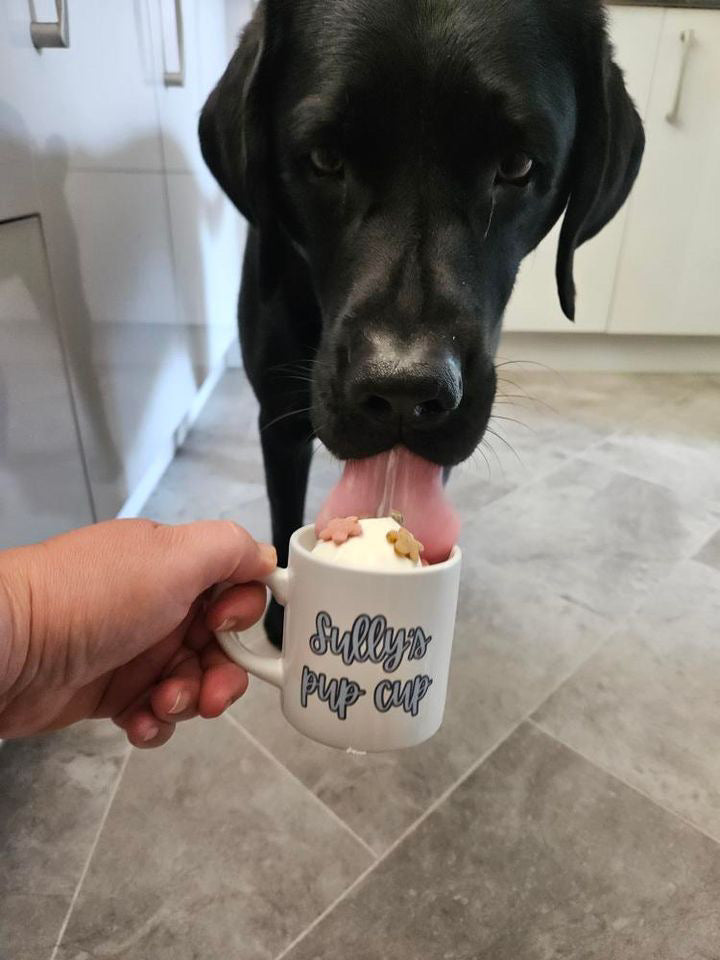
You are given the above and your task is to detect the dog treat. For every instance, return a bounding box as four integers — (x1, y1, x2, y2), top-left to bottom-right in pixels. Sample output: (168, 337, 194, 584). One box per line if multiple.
(386, 526, 424, 564)
(318, 516, 362, 544)
(312, 516, 424, 571)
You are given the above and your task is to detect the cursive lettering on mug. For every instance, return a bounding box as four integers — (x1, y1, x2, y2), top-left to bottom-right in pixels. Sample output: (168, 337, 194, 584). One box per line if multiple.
(300, 665, 366, 720)
(309, 612, 432, 673)
(374, 675, 433, 717)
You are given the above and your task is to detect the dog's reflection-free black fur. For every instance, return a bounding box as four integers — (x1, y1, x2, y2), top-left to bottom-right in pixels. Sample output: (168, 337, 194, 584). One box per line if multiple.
(200, 0, 643, 645)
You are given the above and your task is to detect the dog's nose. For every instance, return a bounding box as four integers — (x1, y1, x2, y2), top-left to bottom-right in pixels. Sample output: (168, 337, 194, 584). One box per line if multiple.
(347, 352, 463, 425)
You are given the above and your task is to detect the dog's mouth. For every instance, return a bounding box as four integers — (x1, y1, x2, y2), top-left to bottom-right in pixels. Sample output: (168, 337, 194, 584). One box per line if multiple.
(315, 447, 460, 564)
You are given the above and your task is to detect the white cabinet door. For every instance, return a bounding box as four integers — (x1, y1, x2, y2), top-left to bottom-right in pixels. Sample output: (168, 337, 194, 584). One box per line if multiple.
(609, 11, 720, 335)
(0, 217, 94, 547)
(1, 0, 228, 520)
(2, 0, 163, 173)
(149, 0, 251, 370)
(503, 7, 664, 333)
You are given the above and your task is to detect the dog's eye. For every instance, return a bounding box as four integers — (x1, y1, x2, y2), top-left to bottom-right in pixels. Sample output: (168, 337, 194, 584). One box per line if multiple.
(309, 146, 344, 177)
(496, 152, 534, 185)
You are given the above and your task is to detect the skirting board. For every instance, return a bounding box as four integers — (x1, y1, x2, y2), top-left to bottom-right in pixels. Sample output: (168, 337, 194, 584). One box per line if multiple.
(499, 333, 720, 372)
(230, 334, 720, 373)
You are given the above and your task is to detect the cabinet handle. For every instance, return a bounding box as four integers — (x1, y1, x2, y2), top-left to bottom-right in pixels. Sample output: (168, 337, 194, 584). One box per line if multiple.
(163, 0, 185, 87)
(665, 29, 694, 125)
(30, 0, 69, 50)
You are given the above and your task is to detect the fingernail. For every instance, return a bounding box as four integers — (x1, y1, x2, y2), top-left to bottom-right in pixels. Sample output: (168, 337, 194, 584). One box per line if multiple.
(259, 542, 277, 567)
(168, 691, 188, 715)
(217, 618, 238, 632)
(142, 725, 159, 742)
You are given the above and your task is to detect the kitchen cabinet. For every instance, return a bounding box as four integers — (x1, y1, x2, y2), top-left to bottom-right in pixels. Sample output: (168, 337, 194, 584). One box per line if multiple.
(608, 11, 720, 334)
(3, 0, 164, 174)
(0, 217, 93, 548)
(0, 0, 251, 537)
(503, 6, 665, 332)
(150, 0, 249, 369)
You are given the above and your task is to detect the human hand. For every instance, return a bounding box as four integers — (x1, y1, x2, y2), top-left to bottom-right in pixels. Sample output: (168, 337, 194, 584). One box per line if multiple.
(0, 519, 276, 746)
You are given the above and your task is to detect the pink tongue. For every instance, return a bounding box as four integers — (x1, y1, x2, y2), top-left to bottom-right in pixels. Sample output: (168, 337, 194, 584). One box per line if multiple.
(315, 448, 460, 564)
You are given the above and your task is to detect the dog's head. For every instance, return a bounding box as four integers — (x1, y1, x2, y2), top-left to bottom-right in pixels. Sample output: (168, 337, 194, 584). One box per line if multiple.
(200, 0, 643, 466)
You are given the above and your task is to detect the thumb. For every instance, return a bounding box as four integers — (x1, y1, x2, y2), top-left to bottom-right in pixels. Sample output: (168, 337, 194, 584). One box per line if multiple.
(160, 521, 277, 598)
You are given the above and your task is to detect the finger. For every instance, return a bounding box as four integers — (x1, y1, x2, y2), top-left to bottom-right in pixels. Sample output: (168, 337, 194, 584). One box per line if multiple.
(122, 706, 176, 749)
(206, 582, 268, 633)
(184, 611, 214, 652)
(152, 521, 277, 600)
(198, 642, 249, 718)
(150, 655, 203, 722)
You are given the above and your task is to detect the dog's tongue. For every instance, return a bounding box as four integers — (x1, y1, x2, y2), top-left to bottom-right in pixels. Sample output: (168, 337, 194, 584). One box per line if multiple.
(316, 448, 460, 564)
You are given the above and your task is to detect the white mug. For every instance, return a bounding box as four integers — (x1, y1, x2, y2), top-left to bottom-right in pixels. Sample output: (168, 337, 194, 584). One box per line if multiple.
(216, 524, 462, 752)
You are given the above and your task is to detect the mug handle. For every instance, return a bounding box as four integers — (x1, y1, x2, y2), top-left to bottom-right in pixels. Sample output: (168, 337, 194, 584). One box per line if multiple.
(214, 568, 290, 689)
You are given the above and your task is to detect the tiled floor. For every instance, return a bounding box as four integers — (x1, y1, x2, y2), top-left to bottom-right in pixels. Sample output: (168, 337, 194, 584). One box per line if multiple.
(2, 368, 720, 960)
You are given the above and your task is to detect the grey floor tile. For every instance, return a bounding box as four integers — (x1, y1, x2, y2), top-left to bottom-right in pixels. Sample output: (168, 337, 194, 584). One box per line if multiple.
(501, 370, 704, 434)
(464, 456, 717, 621)
(284, 723, 720, 960)
(534, 559, 720, 841)
(142, 373, 266, 525)
(696, 528, 720, 571)
(451, 372, 707, 507)
(231, 555, 612, 854)
(55, 716, 372, 960)
(142, 444, 267, 525)
(581, 377, 720, 511)
(186, 368, 260, 443)
(0, 721, 127, 960)
(144, 370, 342, 533)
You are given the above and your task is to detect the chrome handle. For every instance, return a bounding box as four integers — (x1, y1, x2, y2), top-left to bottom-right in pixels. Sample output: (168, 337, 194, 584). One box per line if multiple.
(163, 0, 185, 87)
(665, 29, 694, 125)
(30, 0, 69, 50)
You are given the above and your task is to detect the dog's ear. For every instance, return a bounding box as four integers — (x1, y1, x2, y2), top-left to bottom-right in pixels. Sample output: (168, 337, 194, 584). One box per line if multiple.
(556, 35, 645, 320)
(198, 6, 271, 224)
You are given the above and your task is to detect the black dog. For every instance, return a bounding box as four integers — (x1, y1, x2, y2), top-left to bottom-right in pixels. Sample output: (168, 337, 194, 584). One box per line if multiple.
(200, 0, 643, 645)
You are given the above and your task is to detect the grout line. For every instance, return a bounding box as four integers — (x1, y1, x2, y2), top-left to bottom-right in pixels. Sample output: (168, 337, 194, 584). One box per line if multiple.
(270, 719, 525, 960)
(268, 568, 656, 960)
(222, 713, 377, 860)
(528, 718, 720, 851)
(483, 368, 705, 509)
(468, 417, 614, 515)
(49, 745, 132, 960)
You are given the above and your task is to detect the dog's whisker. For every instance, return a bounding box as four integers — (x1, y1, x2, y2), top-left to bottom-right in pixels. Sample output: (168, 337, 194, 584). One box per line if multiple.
(475, 443, 493, 481)
(482, 434, 503, 475)
(492, 396, 538, 408)
(261, 407, 313, 433)
(496, 375, 534, 397)
(495, 376, 558, 415)
(490, 414, 537, 435)
(281, 375, 315, 386)
(485, 425, 525, 467)
(495, 358, 565, 385)
(266, 357, 326, 377)
(497, 394, 557, 415)
(483, 194, 496, 241)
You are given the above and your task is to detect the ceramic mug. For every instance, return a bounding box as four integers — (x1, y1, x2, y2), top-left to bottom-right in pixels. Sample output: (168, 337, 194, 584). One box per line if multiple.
(216, 523, 462, 752)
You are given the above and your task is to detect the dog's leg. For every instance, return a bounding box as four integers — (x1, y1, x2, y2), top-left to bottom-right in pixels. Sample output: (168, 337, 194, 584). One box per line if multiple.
(239, 230, 320, 647)
(259, 406, 313, 647)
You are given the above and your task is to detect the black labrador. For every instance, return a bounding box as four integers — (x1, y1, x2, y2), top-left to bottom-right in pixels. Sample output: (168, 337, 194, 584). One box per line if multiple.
(199, 0, 643, 645)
